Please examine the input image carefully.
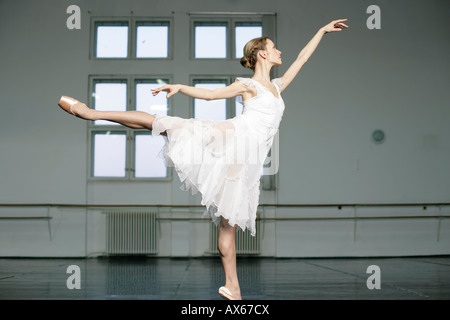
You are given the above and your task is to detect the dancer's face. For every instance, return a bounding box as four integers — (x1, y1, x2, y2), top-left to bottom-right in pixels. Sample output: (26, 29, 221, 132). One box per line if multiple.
(263, 39, 282, 66)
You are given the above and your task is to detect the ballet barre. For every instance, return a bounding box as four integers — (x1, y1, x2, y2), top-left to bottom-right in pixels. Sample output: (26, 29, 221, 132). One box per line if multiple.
(1, 203, 448, 242)
(1, 202, 449, 221)
(1, 202, 449, 208)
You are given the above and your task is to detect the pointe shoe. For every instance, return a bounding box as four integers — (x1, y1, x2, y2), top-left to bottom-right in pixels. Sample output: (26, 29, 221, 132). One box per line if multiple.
(58, 96, 90, 118)
(218, 287, 238, 300)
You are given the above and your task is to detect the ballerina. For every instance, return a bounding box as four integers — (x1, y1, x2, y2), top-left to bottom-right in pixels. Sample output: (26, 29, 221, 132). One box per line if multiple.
(58, 19, 348, 300)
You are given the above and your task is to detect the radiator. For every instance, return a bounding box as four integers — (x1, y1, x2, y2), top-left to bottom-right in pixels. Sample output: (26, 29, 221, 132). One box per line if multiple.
(106, 211, 158, 255)
(209, 218, 261, 255)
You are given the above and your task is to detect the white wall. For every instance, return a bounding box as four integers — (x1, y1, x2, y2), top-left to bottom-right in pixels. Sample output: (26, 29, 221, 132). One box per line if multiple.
(0, 0, 449, 257)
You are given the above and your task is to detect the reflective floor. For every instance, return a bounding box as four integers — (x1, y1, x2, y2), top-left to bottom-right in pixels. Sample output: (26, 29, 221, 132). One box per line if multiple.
(0, 256, 449, 300)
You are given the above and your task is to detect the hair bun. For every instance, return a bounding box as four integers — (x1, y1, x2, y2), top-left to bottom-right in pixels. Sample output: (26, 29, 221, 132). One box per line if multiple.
(240, 36, 269, 71)
(240, 56, 251, 69)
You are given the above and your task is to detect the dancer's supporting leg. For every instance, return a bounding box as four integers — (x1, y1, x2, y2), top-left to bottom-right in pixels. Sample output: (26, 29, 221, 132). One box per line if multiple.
(218, 218, 242, 300)
(58, 96, 161, 132)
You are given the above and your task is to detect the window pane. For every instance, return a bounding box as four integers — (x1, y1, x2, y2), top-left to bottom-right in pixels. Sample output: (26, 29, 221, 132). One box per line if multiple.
(235, 25, 262, 58)
(136, 25, 169, 58)
(195, 26, 227, 58)
(94, 82, 127, 125)
(96, 26, 128, 58)
(93, 133, 126, 177)
(136, 80, 168, 116)
(194, 83, 226, 121)
(235, 96, 243, 116)
(135, 134, 167, 178)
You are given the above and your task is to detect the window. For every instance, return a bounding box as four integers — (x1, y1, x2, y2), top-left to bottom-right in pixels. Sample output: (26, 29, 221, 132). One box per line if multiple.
(88, 14, 277, 188)
(235, 97, 243, 116)
(135, 79, 169, 115)
(191, 18, 263, 60)
(93, 80, 127, 125)
(92, 131, 127, 177)
(134, 133, 167, 178)
(92, 18, 172, 59)
(194, 22, 228, 58)
(89, 76, 171, 180)
(136, 22, 170, 58)
(193, 80, 227, 120)
(95, 22, 129, 58)
(235, 22, 263, 58)
(191, 77, 245, 121)
(189, 14, 277, 189)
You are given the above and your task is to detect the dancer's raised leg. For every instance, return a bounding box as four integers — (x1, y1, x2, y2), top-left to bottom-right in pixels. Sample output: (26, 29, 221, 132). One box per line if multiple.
(218, 218, 242, 300)
(58, 96, 158, 130)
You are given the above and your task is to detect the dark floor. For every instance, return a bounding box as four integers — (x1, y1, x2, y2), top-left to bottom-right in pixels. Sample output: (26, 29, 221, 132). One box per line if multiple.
(0, 256, 449, 300)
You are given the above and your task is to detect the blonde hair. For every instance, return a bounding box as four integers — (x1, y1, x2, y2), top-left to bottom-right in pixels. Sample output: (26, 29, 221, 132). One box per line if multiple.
(240, 36, 269, 71)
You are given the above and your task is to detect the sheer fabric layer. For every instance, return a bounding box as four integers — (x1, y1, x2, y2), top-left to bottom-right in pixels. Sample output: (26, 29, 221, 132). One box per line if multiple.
(151, 78, 285, 236)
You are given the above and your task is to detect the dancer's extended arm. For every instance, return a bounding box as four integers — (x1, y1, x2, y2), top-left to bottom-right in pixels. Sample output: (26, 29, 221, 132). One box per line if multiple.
(152, 81, 247, 100)
(279, 19, 348, 92)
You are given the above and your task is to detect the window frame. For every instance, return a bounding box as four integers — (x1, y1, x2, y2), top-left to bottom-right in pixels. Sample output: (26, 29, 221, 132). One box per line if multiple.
(87, 75, 173, 182)
(91, 78, 128, 126)
(191, 76, 234, 120)
(133, 131, 169, 179)
(189, 13, 278, 189)
(90, 17, 174, 60)
(190, 16, 264, 61)
(93, 20, 130, 59)
(192, 20, 229, 59)
(87, 13, 277, 188)
(90, 129, 129, 179)
(234, 21, 264, 59)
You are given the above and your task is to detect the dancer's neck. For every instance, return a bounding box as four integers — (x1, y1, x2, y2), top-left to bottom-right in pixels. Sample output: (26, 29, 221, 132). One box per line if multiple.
(252, 63, 273, 82)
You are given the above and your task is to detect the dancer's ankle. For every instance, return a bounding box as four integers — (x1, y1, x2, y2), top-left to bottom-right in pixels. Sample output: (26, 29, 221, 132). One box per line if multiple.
(74, 103, 94, 120)
(225, 281, 241, 292)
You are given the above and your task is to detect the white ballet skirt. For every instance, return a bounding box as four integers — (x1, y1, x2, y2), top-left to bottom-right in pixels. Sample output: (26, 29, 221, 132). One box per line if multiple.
(151, 77, 285, 236)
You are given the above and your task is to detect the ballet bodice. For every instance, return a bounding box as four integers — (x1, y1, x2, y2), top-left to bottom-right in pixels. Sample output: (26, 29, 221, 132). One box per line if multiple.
(235, 77, 285, 140)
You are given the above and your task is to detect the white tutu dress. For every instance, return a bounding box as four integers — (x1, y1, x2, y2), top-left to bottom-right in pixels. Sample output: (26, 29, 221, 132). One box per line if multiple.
(151, 77, 285, 236)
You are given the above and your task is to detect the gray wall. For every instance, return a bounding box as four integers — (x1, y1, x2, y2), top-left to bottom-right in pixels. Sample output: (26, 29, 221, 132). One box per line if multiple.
(0, 0, 449, 257)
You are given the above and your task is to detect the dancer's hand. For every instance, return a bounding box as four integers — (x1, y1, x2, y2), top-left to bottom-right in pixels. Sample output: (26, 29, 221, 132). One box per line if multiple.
(152, 84, 181, 98)
(321, 19, 348, 33)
